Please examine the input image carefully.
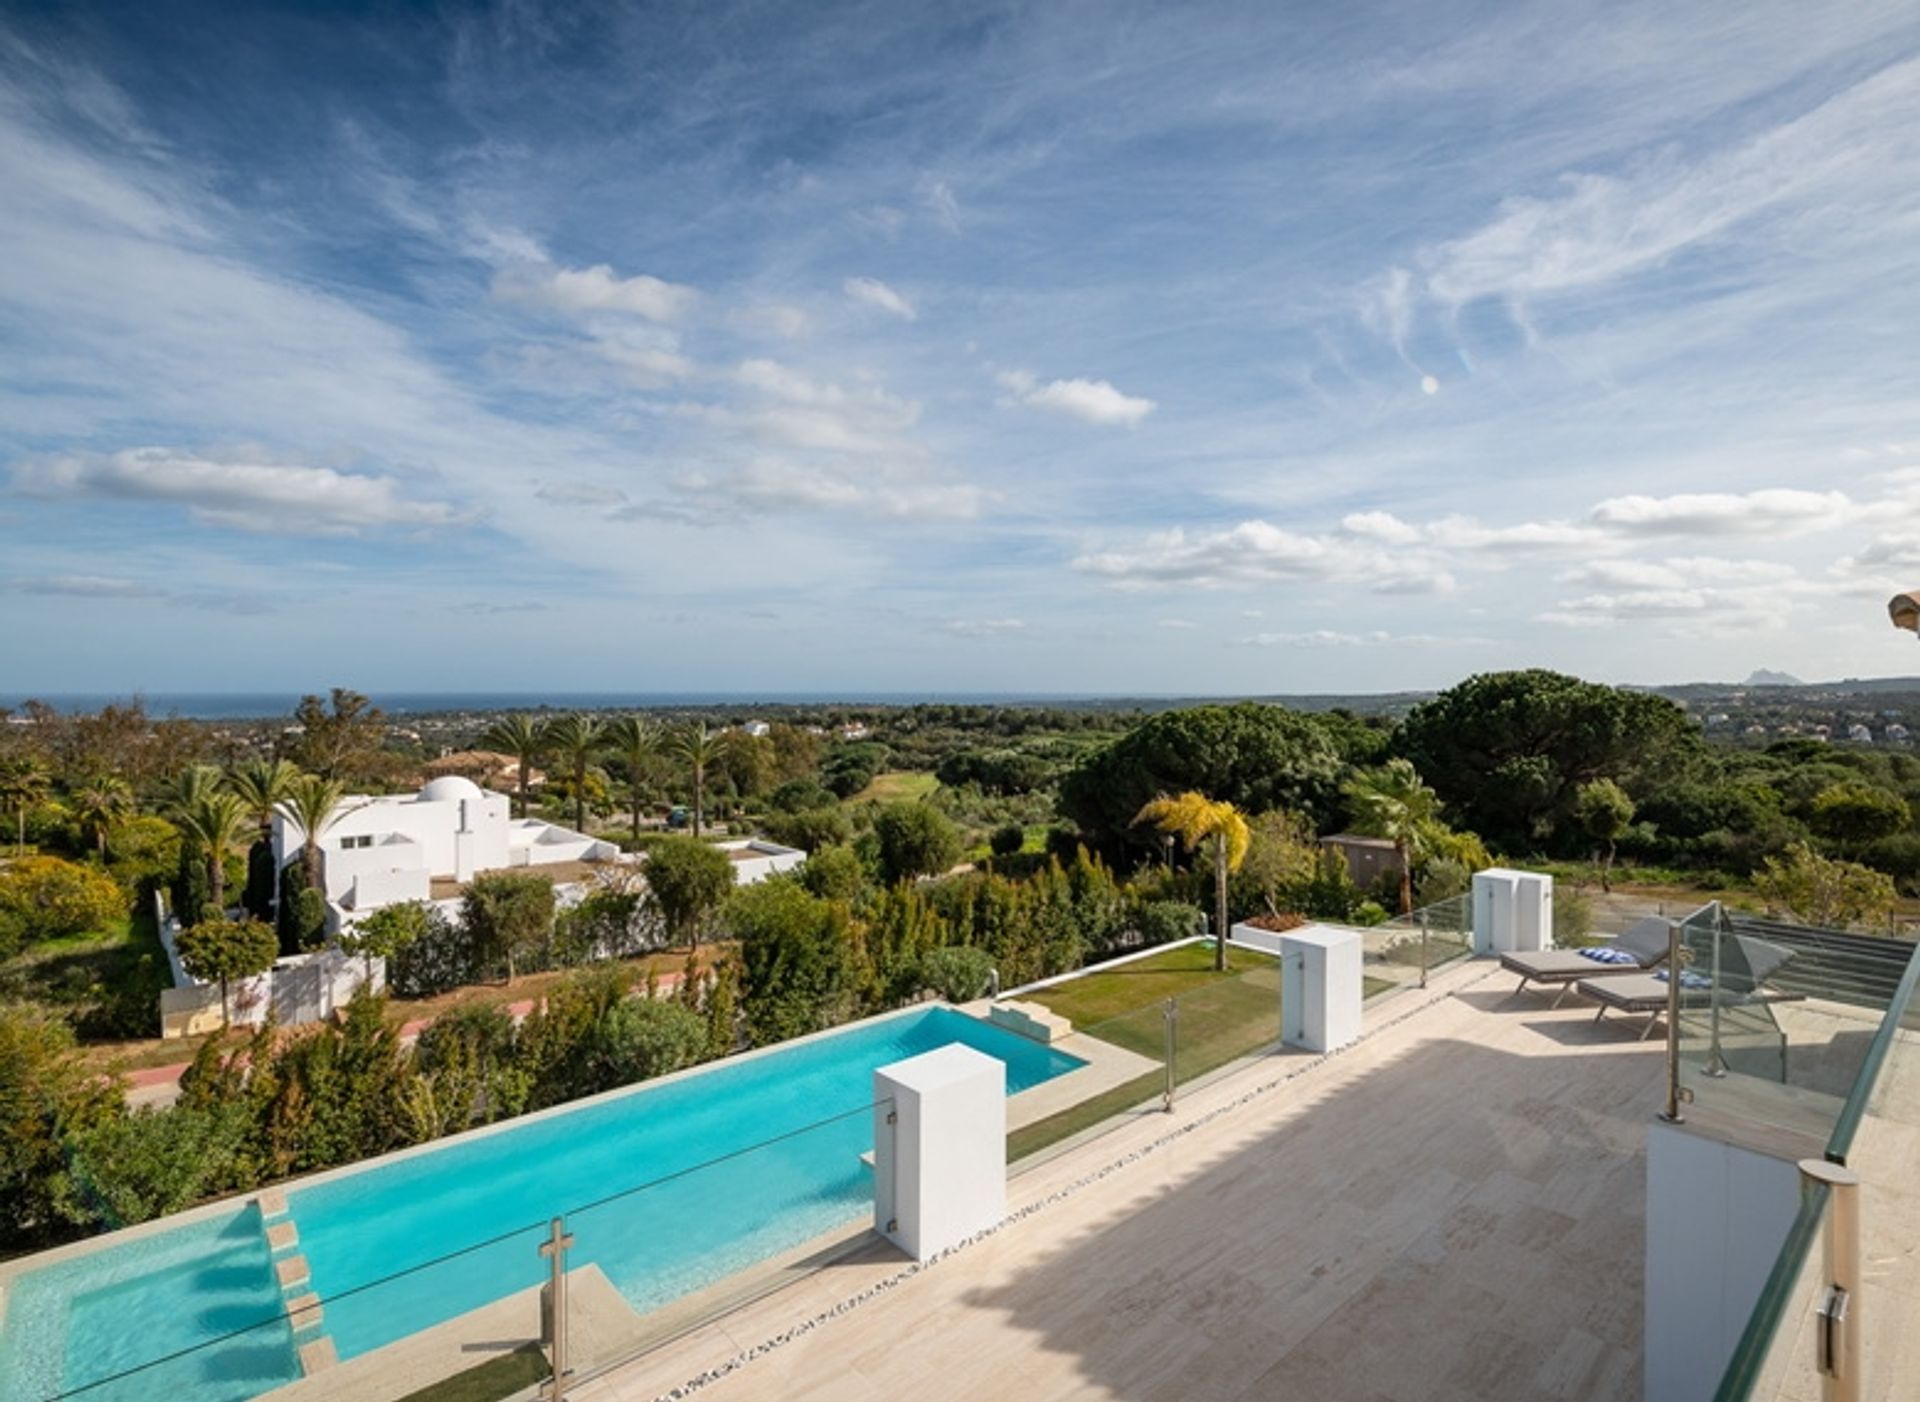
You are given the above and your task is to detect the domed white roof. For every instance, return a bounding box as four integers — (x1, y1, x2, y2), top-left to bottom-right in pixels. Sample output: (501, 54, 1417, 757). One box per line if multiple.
(418, 775, 485, 803)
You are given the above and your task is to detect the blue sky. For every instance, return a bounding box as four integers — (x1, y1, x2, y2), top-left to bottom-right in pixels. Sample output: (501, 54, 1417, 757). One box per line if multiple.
(2, 1, 1919, 696)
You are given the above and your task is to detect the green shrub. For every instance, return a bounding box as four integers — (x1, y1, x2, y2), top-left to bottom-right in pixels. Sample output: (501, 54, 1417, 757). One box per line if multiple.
(989, 823, 1025, 858)
(1133, 899, 1204, 947)
(0, 856, 126, 955)
(919, 945, 994, 1002)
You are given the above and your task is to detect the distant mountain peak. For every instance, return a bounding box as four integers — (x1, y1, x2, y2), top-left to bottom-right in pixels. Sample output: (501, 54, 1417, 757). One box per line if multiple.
(1744, 669, 1804, 687)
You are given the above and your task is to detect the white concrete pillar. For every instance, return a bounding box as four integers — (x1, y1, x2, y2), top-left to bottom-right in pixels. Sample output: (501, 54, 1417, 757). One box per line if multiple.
(1473, 868, 1554, 954)
(1280, 925, 1363, 1053)
(873, 1043, 1006, 1262)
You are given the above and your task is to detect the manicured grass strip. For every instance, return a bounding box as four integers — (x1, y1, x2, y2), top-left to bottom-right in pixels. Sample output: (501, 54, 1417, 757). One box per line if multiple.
(397, 1344, 549, 1402)
(1025, 942, 1277, 1027)
(843, 771, 939, 805)
(1009, 1069, 1164, 1160)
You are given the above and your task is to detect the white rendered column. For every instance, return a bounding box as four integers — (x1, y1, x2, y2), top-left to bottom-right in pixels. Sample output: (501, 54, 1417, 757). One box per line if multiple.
(873, 1043, 1006, 1262)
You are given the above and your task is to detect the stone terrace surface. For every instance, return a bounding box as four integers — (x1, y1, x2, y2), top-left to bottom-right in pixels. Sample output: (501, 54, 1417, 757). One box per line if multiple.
(574, 960, 1663, 1402)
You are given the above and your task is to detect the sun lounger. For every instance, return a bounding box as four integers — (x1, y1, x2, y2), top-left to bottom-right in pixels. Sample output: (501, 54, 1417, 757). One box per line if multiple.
(1575, 936, 1799, 1039)
(1499, 916, 1673, 1006)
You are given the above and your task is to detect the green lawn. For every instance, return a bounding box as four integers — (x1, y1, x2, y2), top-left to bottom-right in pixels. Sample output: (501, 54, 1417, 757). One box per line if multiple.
(1025, 941, 1277, 1027)
(397, 1345, 548, 1402)
(0, 907, 171, 1041)
(1009, 940, 1394, 1160)
(844, 770, 939, 805)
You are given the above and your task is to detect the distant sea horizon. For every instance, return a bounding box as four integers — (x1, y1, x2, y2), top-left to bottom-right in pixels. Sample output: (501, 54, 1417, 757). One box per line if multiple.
(0, 690, 1201, 721)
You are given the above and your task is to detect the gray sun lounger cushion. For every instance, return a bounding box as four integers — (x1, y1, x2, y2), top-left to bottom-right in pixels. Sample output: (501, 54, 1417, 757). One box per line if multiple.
(1499, 916, 1672, 986)
(1576, 938, 1798, 1033)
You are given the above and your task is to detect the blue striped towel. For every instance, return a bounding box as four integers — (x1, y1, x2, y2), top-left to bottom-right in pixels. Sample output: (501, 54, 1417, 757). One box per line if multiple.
(1578, 946, 1637, 965)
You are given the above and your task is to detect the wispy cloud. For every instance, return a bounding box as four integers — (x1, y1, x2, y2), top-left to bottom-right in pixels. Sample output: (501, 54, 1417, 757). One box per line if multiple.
(14, 448, 471, 534)
(493, 262, 697, 322)
(944, 617, 1026, 637)
(998, 370, 1157, 426)
(842, 276, 916, 320)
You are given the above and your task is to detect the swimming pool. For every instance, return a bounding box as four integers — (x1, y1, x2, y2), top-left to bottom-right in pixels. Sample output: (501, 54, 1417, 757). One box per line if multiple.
(0, 1006, 1082, 1401)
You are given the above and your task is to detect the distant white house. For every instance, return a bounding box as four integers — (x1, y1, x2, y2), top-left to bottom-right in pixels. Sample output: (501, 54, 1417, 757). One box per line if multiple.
(273, 776, 625, 933)
(272, 776, 807, 934)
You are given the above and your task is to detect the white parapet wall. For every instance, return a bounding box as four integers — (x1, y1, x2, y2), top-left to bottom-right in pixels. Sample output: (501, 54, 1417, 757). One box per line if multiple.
(873, 1043, 1006, 1262)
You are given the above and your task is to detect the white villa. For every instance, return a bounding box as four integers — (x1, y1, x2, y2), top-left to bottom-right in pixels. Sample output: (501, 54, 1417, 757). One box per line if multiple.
(272, 775, 806, 933)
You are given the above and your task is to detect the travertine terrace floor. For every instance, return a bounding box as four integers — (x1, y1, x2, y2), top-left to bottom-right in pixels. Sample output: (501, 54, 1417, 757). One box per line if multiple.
(572, 961, 1667, 1402)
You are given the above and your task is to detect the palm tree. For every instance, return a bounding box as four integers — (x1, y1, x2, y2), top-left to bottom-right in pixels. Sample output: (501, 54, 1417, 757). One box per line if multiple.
(161, 763, 225, 819)
(275, 774, 349, 896)
(670, 722, 724, 837)
(604, 714, 664, 842)
(72, 776, 133, 859)
(1134, 792, 1251, 972)
(539, 714, 605, 834)
(174, 791, 251, 917)
(1342, 758, 1440, 915)
(225, 758, 300, 839)
(0, 756, 51, 854)
(481, 714, 544, 818)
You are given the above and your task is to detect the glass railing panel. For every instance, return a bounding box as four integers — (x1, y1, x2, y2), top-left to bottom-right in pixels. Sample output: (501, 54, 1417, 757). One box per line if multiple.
(0, 1203, 553, 1402)
(1360, 892, 1472, 1000)
(1710, 1181, 1829, 1402)
(1007, 999, 1169, 1162)
(1171, 957, 1282, 1090)
(562, 1098, 888, 1388)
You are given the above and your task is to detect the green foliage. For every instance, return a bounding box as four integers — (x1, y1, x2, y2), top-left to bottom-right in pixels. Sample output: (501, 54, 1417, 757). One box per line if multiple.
(340, 902, 430, 983)
(822, 742, 889, 798)
(386, 904, 473, 997)
(1808, 782, 1910, 854)
(1058, 702, 1344, 851)
(462, 871, 557, 981)
(704, 956, 740, 1058)
(935, 750, 1054, 795)
(407, 1001, 526, 1135)
(729, 879, 854, 1045)
(0, 856, 126, 955)
(241, 838, 277, 921)
(556, 883, 651, 963)
(0, 1004, 124, 1248)
(1755, 843, 1898, 930)
(1132, 899, 1204, 946)
(920, 945, 995, 1002)
(855, 882, 949, 1008)
(56, 1105, 246, 1231)
(643, 836, 736, 949)
(592, 997, 707, 1086)
(1342, 759, 1440, 913)
(1395, 669, 1700, 850)
(1573, 778, 1636, 889)
(104, 814, 181, 894)
(1414, 856, 1473, 907)
(871, 801, 962, 883)
(1552, 887, 1599, 947)
(170, 836, 212, 928)
(989, 823, 1026, 858)
(764, 804, 854, 852)
(173, 918, 278, 1025)
(270, 991, 412, 1171)
(769, 778, 838, 813)
(799, 843, 867, 903)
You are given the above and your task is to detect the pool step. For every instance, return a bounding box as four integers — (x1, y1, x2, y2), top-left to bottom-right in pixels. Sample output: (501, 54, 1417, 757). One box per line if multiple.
(256, 1188, 290, 1221)
(986, 1000, 1074, 1045)
(296, 1335, 337, 1376)
(274, 1253, 311, 1293)
(265, 1220, 299, 1254)
(284, 1291, 324, 1335)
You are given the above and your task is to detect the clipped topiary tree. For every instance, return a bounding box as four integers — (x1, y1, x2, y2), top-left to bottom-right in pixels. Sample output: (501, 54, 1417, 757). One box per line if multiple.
(174, 917, 279, 1029)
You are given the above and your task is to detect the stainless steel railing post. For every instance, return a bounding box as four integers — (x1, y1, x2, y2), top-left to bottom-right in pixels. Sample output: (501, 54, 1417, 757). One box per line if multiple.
(1162, 998, 1177, 1113)
(1659, 919, 1688, 1123)
(539, 1215, 574, 1401)
(1801, 1159, 1863, 1402)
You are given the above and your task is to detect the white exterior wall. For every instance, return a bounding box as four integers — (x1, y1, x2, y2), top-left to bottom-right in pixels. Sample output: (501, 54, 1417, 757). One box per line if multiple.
(714, 839, 806, 884)
(1643, 1121, 1802, 1402)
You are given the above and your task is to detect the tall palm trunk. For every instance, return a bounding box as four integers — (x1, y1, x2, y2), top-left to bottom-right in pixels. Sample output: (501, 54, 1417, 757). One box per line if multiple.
(573, 756, 587, 833)
(209, 852, 226, 916)
(1396, 838, 1414, 915)
(691, 761, 705, 837)
(1213, 831, 1229, 972)
(517, 756, 530, 819)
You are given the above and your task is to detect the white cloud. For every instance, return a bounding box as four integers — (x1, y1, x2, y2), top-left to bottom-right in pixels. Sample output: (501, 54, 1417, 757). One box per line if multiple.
(493, 262, 697, 322)
(1342, 510, 1423, 545)
(1072, 519, 1450, 593)
(535, 481, 629, 508)
(730, 303, 811, 339)
(1587, 489, 1853, 537)
(15, 447, 470, 534)
(1235, 629, 1471, 648)
(630, 458, 983, 525)
(1002, 374, 1157, 427)
(0, 574, 161, 598)
(843, 276, 916, 320)
(945, 617, 1025, 637)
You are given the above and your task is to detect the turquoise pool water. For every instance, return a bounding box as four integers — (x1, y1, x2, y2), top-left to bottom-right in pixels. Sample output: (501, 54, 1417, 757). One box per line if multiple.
(0, 1006, 1081, 1400)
